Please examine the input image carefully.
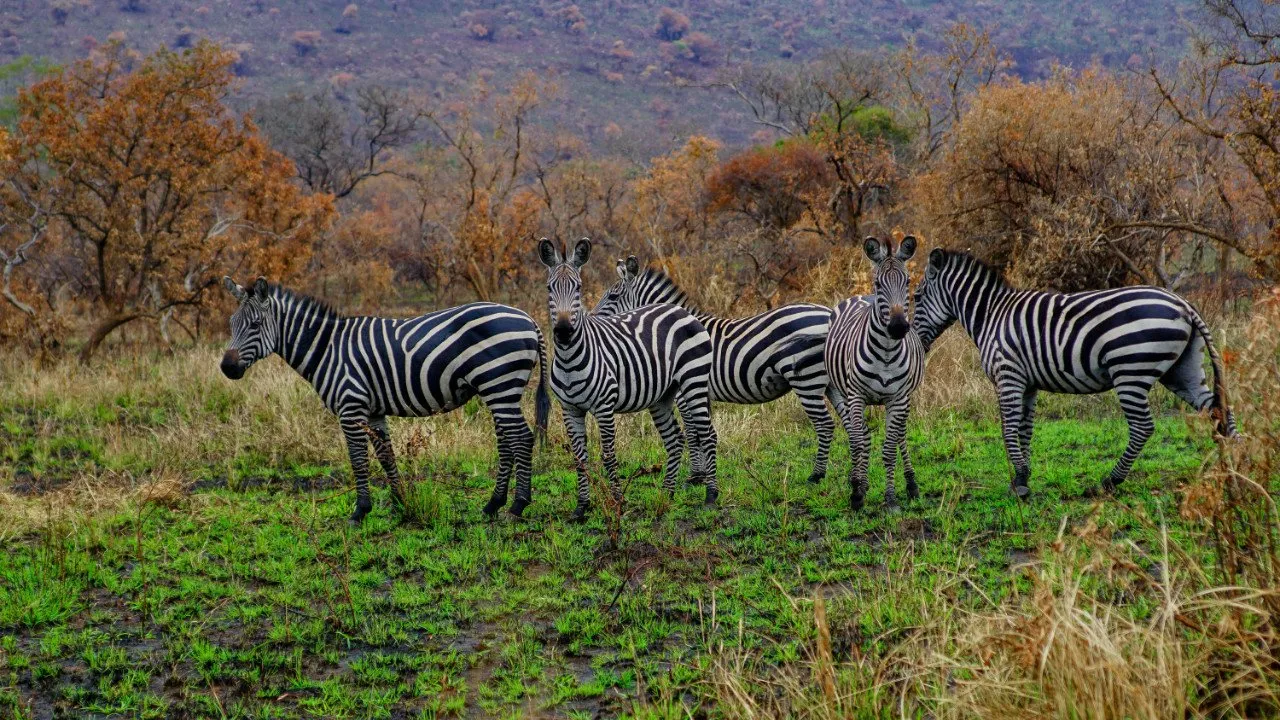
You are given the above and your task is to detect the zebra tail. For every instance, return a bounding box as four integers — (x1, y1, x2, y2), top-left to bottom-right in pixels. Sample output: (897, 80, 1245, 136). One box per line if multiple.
(1184, 299, 1236, 438)
(534, 325, 551, 447)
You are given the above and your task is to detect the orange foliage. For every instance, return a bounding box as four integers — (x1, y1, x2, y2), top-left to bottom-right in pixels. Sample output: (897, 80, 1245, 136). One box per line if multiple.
(655, 8, 690, 41)
(705, 142, 831, 231)
(2, 41, 334, 360)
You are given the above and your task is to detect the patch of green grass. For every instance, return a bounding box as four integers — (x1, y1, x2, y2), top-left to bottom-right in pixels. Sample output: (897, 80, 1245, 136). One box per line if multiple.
(0, 371, 1226, 717)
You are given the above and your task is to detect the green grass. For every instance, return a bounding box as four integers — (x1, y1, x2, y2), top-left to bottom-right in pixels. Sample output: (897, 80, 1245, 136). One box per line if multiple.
(0, 389, 1215, 718)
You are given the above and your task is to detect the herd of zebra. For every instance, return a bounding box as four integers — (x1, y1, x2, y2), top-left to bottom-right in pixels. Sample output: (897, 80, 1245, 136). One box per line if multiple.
(219, 235, 1237, 523)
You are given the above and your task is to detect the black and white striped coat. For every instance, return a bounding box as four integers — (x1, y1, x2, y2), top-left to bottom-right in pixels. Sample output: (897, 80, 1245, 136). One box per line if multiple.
(220, 278, 550, 522)
(540, 239, 719, 520)
(912, 249, 1237, 496)
(594, 257, 838, 483)
(825, 236, 925, 510)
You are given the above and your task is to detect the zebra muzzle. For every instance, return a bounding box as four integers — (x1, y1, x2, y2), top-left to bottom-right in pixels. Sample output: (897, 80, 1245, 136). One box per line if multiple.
(220, 349, 247, 380)
(553, 316, 574, 344)
(888, 308, 909, 340)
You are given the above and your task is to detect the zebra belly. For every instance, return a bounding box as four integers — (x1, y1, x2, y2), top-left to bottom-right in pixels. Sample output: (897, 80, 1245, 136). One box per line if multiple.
(708, 332, 825, 404)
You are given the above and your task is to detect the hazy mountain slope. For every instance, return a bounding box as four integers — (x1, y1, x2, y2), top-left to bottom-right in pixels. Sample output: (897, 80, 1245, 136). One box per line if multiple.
(3, 0, 1197, 154)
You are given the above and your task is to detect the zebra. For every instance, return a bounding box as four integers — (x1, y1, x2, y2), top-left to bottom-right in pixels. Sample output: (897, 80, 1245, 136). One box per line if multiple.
(594, 255, 839, 484)
(911, 249, 1237, 498)
(825, 235, 926, 511)
(219, 277, 550, 523)
(539, 238, 719, 520)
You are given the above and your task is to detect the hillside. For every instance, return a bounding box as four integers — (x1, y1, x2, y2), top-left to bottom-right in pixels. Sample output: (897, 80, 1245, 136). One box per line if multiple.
(5, 0, 1197, 153)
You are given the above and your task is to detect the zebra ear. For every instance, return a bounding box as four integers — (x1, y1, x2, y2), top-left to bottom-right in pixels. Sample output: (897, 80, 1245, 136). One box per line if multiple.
(897, 235, 918, 261)
(538, 238, 562, 268)
(624, 255, 640, 277)
(929, 248, 945, 267)
(223, 276, 246, 302)
(615, 259, 628, 280)
(251, 277, 269, 300)
(570, 238, 592, 269)
(863, 236, 885, 263)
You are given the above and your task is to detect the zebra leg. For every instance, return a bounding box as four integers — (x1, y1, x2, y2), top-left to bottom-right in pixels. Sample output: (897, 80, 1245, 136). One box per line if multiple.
(681, 393, 719, 505)
(996, 382, 1032, 499)
(1019, 390, 1038, 467)
(797, 386, 835, 484)
(503, 414, 536, 518)
(597, 409, 623, 503)
(838, 396, 871, 510)
(563, 407, 592, 521)
(649, 401, 685, 496)
(368, 416, 404, 507)
(676, 394, 705, 485)
(481, 419, 514, 518)
(883, 396, 913, 507)
(340, 415, 374, 523)
(1103, 381, 1155, 492)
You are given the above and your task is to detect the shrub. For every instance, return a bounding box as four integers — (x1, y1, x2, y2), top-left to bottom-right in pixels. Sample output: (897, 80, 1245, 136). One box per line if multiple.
(655, 7, 690, 41)
(684, 31, 717, 64)
(291, 30, 321, 56)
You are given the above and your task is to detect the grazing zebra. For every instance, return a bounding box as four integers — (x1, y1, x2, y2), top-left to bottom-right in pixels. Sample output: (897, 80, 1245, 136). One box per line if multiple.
(594, 256, 839, 484)
(539, 238, 719, 520)
(825, 236, 926, 511)
(219, 277, 550, 523)
(912, 249, 1237, 497)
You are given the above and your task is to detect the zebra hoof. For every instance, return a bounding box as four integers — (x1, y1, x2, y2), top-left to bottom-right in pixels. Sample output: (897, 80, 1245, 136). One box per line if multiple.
(704, 487, 719, 505)
(509, 498, 529, 518)
(481, 497, 505, 518)
(885, 502, 901, 515)
(805, 470, 825, 485)
(850, 494, 865, 512)
(1013, 485, 1031, 500)
(569, 505, 589, 523)
(350, 499, 372, 525)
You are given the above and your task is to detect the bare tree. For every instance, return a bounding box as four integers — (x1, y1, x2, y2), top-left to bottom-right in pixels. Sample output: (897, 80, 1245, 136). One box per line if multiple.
(256, 85, 425, 200)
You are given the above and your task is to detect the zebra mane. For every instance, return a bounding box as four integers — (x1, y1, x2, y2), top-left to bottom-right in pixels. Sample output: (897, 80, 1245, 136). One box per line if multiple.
(269, 283, 344, 320)
(937, 250, 1011, 289)
(633, 265, 694, 311)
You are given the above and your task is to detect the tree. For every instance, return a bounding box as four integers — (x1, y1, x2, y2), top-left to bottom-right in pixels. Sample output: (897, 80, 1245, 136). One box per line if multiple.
(256, 84, 424, 200)
(914, 70, 1212, 291)
(4, 41, 334, 361)
(655, 8, 690, 41)
(404, 73, 557, 303)
(891, 23, 1013, 162)
(1144, 0, 1280, 283)
(705, 141, 831, 232)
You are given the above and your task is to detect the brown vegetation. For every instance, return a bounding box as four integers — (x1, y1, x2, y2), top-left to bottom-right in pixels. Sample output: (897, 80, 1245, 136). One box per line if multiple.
(1, 7, 1276, 371)
(0, 42, 334, 359)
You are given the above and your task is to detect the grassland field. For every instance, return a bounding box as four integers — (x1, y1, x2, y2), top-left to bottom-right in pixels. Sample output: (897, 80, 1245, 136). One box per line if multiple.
(0, 333, 1253, 718)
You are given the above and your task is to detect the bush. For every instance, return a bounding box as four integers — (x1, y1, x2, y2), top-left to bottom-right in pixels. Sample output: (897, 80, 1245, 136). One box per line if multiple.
(291, 30, 321, 56)
(655, 7, 690, 41)
(914, 71, 1207, 291)
(684, 31, 717, 65)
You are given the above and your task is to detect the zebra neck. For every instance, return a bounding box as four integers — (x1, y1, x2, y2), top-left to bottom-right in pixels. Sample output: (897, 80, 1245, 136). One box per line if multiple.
(551, 318, 587, 363)
(273, 295, 340, 382)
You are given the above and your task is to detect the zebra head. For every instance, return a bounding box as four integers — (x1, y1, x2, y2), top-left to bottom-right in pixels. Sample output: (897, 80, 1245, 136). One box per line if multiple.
(539, 238, 592, 346)
(593, 255, 641, 315)
(912, 248, 959, 351)
(864, 235, 917, 340)
(220, 276, 277, 380)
